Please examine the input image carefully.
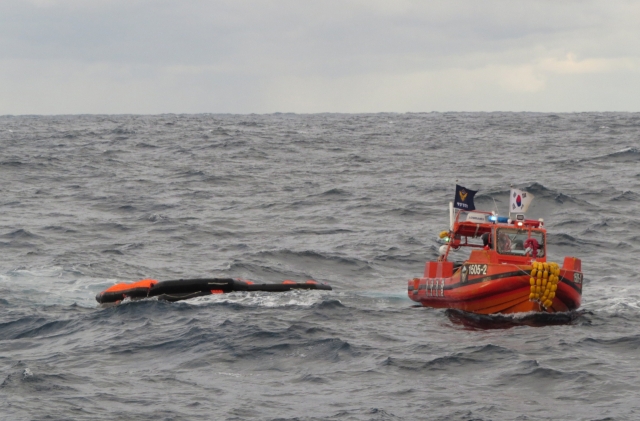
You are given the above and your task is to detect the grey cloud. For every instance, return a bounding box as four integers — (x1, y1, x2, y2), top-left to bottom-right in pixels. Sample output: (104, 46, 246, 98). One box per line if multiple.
(0, 0, 639, 113)
(2, 1, 632, 63)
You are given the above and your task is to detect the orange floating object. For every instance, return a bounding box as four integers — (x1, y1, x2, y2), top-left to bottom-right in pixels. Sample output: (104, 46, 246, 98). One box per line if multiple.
(102, 279, 158, 293)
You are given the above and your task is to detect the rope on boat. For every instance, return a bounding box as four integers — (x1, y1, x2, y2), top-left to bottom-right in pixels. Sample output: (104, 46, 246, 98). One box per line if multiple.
(529, 261, 560, 309)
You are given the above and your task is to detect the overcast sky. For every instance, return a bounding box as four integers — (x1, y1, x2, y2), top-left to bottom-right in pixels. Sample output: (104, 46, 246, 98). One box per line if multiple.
(1, 0, 639, 114)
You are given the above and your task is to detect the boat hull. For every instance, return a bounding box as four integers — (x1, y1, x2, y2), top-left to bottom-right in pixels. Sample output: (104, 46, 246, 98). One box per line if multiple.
(408, 262, 582, 315)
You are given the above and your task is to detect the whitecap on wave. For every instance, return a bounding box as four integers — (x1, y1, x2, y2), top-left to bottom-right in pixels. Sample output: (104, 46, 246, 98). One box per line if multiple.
(183, 289, 334, 308)
(0, 266, 118, 308)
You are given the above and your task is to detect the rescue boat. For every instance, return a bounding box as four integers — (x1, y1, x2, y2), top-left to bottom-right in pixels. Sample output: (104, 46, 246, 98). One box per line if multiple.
(408, 205, 583, 315)
(96, 278, 332, 305)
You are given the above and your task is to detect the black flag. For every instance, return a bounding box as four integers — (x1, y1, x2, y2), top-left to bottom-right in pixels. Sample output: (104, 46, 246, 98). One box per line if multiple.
(454, 185, 477, 211)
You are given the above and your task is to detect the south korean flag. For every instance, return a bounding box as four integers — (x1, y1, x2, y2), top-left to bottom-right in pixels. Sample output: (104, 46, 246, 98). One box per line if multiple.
(510, 188, 534, 213)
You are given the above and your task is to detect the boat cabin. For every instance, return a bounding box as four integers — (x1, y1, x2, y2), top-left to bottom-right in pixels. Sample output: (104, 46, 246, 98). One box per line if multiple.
(443, 210, 546, 265)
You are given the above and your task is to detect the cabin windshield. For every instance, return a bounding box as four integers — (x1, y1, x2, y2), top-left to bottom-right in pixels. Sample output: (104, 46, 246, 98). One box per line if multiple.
(496, 228, 545, 257)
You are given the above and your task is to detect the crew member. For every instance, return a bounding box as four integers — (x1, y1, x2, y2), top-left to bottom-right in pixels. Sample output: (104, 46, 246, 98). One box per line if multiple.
(497, 232, 511, 253)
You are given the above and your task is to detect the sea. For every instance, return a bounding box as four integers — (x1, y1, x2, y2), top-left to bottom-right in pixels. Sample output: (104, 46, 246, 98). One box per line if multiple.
(1, 113, 639, 421)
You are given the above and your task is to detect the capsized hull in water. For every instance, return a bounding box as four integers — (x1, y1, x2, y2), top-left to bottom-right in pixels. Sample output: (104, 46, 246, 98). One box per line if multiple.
(96, 278, 332, 305)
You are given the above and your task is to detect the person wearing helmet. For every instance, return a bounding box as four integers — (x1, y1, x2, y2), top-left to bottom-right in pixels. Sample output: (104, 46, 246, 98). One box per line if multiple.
(481, 232, 492, 249)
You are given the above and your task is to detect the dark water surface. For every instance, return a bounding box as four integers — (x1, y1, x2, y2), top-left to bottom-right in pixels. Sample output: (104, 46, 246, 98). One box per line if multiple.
(1, 113, 639, 420)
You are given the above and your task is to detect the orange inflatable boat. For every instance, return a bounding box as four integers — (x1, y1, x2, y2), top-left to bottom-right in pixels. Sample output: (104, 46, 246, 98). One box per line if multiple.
(408, 206, 583, 315)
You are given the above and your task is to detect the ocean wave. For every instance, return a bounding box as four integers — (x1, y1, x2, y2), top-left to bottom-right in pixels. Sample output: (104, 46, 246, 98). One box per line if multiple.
(1, 364, 82, 394)
(546, 232, 605, 248)
(0, 160, 24, 167)
(525, 183, 595, 207)
(1, 113, 639, 420)
(564, 147, 640, 164)
(578, 334, 640, 353)
(599, 147, 640, 162)
(505, 365, 598, 383)
(610, 190, 640, 201)
(476, 183, 595, 209)
(0, 229, 41, 240)
(292, 228, 355, 235)
(247, 249, 372, 271)
(317, 188, 352, 197)
(382, 344, 516, 373)
(11, 318, 75, 340)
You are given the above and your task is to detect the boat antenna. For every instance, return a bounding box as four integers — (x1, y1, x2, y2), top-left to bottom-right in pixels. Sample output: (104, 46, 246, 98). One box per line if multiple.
(450, 178, 458, 231)
(508, 183, 513, 219)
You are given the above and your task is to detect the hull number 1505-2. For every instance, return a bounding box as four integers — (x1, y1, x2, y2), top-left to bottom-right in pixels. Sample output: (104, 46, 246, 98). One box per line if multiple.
(468, 264, 488, 276)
